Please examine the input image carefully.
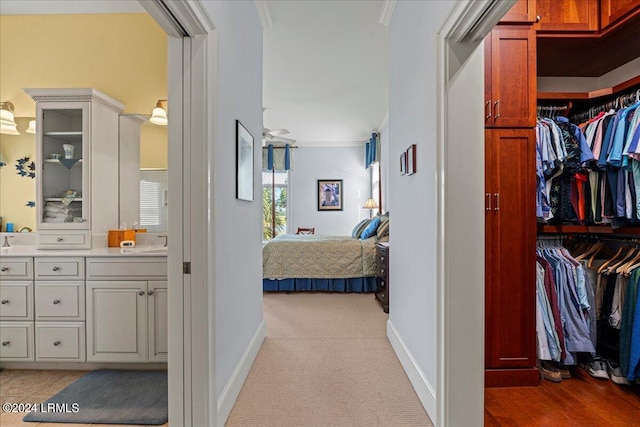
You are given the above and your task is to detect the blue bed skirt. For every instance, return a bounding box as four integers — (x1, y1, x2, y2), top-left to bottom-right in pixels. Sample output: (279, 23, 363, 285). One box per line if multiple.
(263, 277, 376, 293)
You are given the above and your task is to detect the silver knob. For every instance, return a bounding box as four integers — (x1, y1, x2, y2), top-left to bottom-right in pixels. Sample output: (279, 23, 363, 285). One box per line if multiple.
(148, 291, 154, 296)
(1, 300, 8, 304)
(57, 237, 63, 242)
(138, 290, 145, 296)
(53, 299, 61, 305)
(1, 267, 8, 272)
(2, 341, 9, 346)
(381, 281, 385, 287)
(381, 269, 385, 275)
(52, 266, 61, 271)
(53, 341, 61, 346)
(380, 257, 385, 262)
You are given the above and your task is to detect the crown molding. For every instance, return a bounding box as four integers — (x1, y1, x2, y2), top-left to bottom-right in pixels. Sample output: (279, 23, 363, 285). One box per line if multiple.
(24, 88, 125, 113)
(297, 140, 364, 148)
(376, 111, 389, 132)
(255, 1, 273, 30)
(378, 0, 397, 26)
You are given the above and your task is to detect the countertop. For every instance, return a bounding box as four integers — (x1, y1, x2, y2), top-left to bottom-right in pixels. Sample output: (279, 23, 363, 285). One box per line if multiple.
(0, 245, 167, 257)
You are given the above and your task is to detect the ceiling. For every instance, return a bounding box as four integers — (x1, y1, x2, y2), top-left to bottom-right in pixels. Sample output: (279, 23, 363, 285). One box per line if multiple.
(262, 1, 389, 146)
(2, 0, 390, 146)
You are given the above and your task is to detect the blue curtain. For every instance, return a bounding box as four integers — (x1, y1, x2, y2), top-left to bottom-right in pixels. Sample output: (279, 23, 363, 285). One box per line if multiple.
(284, 144, 290, 170)
(365, 133, 379, 169)
(263, 144, 292, 171)
(267, 144, 274, 170)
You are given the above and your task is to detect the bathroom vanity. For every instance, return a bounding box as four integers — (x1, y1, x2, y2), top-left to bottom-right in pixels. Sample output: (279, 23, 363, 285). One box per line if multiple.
(0, 247, 167, 368)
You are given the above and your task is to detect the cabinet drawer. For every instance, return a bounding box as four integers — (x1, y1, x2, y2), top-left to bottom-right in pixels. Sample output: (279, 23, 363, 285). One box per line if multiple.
(0, 257, 33, 280)
(37, 230, 90, 249)
(35, 257, 84, 279)
(86, 257, 167, 280)
(36, 282, 84, 320)
(35, 322, 85, 361)
(0, 321, 34, 361)
(0, 282, 33, 320)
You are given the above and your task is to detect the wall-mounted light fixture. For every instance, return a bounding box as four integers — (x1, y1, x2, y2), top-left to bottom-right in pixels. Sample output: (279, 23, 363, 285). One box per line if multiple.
(26, 119, 36, 134)
(149, 99, 168, 126)
(0, 102, 20, 135)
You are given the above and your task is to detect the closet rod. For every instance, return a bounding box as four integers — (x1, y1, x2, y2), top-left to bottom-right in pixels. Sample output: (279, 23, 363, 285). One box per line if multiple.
(538, 233, 640, 244)
(571, 87, 640, 123)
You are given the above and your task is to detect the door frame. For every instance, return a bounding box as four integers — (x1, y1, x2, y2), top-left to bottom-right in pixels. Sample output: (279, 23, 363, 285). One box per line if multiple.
(138, 1, 215, 426)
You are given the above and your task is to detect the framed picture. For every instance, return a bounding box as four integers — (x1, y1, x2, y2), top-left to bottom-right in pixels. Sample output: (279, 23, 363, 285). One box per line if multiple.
(318, 179, 343, 211)
(236, 120, 254, 201)
(406, 144, 417, 175)
(400, 152, 407, 175)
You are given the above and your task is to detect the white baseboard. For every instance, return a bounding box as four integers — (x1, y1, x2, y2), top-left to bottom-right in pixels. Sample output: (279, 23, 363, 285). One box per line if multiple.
(217, 320, 266, 426)
(387, 319, 437, 423)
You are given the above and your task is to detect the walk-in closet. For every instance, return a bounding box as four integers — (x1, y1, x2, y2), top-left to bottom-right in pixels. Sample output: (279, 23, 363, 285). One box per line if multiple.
(484, 0, 640, 424)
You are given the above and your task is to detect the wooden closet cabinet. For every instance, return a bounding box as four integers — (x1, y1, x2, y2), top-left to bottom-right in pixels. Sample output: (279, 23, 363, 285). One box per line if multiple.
(601, 0, 640, 29)
(499, 0, 537, 23)
(485, 129, 538, 386)
(535, 0, 599, 32)
(484, 26, 537, 128)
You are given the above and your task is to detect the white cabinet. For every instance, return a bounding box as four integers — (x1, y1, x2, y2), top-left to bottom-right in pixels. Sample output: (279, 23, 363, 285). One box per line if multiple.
(0, 322, 34, 361)
(25, 88, 124, 249)
(35, 322, 85, 362)
(0, 258, 34, 362)
(85, 256, 167, 363)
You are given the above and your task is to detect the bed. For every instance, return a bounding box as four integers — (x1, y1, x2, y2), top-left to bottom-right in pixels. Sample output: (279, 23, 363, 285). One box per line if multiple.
(262, 234, 379, 292)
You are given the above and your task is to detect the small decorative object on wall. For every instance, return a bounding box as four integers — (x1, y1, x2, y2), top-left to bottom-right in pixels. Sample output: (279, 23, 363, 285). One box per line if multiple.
(406, 144, 417, 175)
(26, 201, 35, 208)
(236, 120, 254, 201)
(15, 157, 35, 178)
(318, 179, 343, 211)
(400, 152, 407, 176)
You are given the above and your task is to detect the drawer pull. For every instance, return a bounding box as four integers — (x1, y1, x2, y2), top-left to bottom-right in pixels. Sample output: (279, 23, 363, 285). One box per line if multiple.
(1, 267, 8, 272)
(138, 290, 145, 296)
(53, 341, 61, 346)
(1, 299, 8, 304)
(1, 341, 9, 346)
(381, 281, 385, 287)
(52, 266, 61, 271)
(53, 299, 61, 305)
(57, 237, 64, 242)
(381, 269, 385, 275)
(380, 257, 385, 262)
(148, 291, 154, 296)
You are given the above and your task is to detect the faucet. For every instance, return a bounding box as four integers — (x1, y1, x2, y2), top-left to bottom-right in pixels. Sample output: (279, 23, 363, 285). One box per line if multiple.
(158, 235, 168, 247)
(2, 235, 14, 248)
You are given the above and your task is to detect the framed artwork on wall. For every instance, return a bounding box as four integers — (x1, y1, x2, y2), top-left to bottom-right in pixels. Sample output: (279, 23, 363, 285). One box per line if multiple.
(318, 179, 343, 211)
(236, 120, 254, 201)
(400, 151, 407, 175)
(406, 144, 417, 175)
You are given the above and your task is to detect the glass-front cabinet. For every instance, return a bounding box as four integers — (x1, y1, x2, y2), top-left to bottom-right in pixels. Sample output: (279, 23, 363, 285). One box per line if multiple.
(26, 89, 124, 249)
(38, 104, 90, 230)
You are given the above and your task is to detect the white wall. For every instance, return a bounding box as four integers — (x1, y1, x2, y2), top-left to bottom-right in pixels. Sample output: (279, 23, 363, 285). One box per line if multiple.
(290, 146, 370, 235)
(202, 0, 264, 403)
(387, 0, 455, 420)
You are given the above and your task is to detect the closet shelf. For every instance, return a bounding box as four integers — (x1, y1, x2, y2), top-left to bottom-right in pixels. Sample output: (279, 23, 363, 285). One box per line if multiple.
(538, 225, 640, 236)
(538, 75, 640, 101)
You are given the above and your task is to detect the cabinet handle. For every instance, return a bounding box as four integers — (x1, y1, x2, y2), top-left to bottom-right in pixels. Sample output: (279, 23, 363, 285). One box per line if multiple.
(53, 341, 61, 346)
(380, 256, 385, 262)
(381, 269, 385, 275)
(148, 291, 154, 296)
(52, 266, 60, 271)
(381, 280, 386, 287)
(1, 299, 8, 304)
(57, 237, 64, 242)
(494, 100, 500, 120)
(138, 290, 145, 296)
(53, 299, 61, 305)
(494, 193, 500, 211)
(2, 341, 9, 346)
(1, 267, 8, 272)
(486, 193, 492, 211)
(485, 100, 492, 120)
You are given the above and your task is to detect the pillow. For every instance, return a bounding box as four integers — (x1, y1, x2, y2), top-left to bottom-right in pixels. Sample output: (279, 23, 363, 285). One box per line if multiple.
(376, 215, 389, 239)
(360, 216, 381, 240)
(352, 219, 370, 238)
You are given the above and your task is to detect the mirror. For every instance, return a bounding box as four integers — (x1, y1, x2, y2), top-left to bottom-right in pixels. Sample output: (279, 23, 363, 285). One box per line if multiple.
(0, 116, 168, 232)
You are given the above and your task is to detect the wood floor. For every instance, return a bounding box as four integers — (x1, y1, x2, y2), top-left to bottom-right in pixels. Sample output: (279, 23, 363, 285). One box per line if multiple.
(485, 368, 640, 426)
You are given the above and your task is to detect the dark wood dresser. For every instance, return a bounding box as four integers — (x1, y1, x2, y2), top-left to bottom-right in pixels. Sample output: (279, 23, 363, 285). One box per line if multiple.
(375, 242, 389, 313)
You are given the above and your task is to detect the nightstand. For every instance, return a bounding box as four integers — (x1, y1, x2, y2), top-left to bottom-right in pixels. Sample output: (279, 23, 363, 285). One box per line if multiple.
(375, 242, 389, 313)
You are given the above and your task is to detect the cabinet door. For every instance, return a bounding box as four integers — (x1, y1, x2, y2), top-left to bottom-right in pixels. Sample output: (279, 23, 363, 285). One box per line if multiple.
(36, 101, 91, 231)
(86, 281, 147, 362)
(499, 0, 536, 23)
(148, 281, 168, 362)
(487, 26, 536, 128)
(536, 0, 599, 32)
(601, 0, 640, 29)
(485, 129, 537, 369)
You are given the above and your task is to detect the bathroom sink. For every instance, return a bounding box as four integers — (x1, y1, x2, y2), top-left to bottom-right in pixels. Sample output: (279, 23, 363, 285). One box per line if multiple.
(120, 245, 167, 255)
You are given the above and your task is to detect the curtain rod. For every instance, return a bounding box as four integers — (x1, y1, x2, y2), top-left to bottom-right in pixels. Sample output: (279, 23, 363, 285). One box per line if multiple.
(261, 146, 298, 149)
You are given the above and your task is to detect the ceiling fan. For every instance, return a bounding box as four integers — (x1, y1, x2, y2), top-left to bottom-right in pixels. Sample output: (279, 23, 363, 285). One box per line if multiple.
(262, 127, 296, 144)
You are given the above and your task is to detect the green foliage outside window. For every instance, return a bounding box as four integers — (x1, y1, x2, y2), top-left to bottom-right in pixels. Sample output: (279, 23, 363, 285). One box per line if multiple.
(263, 186, 287, 240)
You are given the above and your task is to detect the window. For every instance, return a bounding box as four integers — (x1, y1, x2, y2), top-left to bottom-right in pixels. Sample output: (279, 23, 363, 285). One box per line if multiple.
(371, 162, 380, 210)
(263, 170, 289, 240)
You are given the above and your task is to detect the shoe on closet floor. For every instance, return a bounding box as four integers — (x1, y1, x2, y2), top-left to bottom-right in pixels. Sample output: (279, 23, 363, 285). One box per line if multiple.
(540, 361, 562, 383)
(557, 364, 571, 379)
(605, 360, 631, 385)
(580, 356, 608, 380)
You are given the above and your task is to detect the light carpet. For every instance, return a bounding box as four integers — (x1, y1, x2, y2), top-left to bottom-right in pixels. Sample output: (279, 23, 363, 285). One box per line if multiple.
(226, 292, 432, 427)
